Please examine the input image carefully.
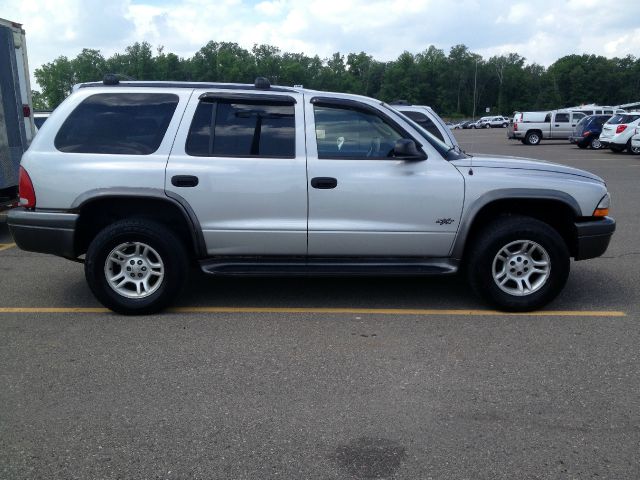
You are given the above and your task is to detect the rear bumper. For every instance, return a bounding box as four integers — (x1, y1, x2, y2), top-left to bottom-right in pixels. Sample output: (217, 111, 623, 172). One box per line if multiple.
(7, 208, 78, 258)
(574, 216, 615, 260)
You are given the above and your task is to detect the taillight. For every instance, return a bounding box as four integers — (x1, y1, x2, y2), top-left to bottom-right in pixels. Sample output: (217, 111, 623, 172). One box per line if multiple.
(582, 131, 591, 137)
(513, 123, 518, 131)
(22, 104, 31, 118)
(19, 166, 36, 208)
(616, 124, 627, 134)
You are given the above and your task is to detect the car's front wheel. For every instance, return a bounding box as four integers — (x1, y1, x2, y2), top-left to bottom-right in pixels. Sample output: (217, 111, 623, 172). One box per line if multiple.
(627, 139, 640, 155)
(467, 215, 570, 311)
(85, 219, 189, 315)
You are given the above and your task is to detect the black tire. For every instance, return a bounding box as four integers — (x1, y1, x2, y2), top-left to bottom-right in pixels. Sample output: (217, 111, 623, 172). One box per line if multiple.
(577, 142, 588, 149)
(610, 144, 625, 153)
(484, 123, 490, 129)
(502, 123, 508, 128)
(524, 131, 541, 145)
(85, 219, 189, 315)
(627, 139, 640, 155)
(589, 136, 602, 150)
(467, 215, 570, 312)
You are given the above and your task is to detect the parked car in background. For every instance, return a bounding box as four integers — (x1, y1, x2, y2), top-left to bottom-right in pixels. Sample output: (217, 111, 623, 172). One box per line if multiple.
(454, 120, 474, 129)
(471, 116, 492, 128)
(508, 110, 588, 145)
(598, 112, 640, 154)
(568, 114, 612, 149)
(631, 127, 640, 153)
(481, 116, 509, 128)
(33, 111, 51, 131)
(390, 102, 460, 149)
(0, 17, 35, 206)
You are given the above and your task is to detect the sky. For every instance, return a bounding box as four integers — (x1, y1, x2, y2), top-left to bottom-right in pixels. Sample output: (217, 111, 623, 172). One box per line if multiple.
(1, 0, 640, 89)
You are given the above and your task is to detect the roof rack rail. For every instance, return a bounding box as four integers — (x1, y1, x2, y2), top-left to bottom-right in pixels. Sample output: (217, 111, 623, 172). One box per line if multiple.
(389, 99, 411, 106)
(78, 76, 296, 93)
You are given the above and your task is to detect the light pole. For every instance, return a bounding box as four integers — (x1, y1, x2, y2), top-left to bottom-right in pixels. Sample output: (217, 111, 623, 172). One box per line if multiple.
(472, 58, 478, 121)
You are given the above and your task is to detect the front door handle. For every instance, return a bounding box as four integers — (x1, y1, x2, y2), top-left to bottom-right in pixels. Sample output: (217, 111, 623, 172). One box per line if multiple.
(310, 177, 337, 189)
(171, 175, 199, 187)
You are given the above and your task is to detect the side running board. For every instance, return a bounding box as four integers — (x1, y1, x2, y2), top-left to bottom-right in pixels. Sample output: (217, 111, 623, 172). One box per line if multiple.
(199, 257, 459, 277)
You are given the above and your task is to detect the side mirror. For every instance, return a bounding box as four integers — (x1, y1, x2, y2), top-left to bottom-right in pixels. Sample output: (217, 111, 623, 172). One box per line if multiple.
(393, 139, 425, 160)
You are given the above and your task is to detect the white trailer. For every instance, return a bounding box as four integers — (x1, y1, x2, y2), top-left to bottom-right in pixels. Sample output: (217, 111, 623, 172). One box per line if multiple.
(1, 17, 35, 204)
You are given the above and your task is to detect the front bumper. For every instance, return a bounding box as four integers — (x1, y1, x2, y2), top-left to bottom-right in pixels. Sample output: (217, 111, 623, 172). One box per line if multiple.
(574, 216, 615, 260)
(7, 208, 78, 258)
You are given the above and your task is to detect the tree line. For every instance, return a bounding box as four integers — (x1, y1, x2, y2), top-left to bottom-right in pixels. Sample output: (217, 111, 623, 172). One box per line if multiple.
(32, 41, 640, 118)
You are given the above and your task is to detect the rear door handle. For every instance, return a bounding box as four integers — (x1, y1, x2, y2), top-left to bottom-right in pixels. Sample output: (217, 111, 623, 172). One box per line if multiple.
(171, 175, 199, 187)
(310, 177, 337, 189)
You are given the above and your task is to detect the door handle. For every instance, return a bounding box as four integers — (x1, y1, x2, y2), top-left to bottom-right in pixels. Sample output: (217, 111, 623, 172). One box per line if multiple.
(554, 124, 560, 127)
(171, 175, 199, 187)
(310, 177, 338, 189)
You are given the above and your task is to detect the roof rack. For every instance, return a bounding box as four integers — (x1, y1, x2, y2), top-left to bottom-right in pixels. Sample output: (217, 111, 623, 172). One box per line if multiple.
(76, 75, 296, 93)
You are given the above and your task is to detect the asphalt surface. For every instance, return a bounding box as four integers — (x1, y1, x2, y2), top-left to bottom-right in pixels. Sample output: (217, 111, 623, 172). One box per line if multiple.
(1, 128, 639, 479)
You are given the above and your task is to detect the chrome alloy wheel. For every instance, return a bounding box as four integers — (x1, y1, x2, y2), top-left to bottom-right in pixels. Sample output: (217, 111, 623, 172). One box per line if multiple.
(591, 137, 602, 149)
(104, 242, 165, 299)
(492, 240, 551, 296)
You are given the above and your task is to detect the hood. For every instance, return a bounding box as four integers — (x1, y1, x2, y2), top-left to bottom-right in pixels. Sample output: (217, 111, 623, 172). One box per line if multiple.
(455, 154, 604, 183)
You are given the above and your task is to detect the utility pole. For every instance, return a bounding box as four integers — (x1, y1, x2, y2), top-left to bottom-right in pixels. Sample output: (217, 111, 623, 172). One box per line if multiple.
(472, 58, 478, 121)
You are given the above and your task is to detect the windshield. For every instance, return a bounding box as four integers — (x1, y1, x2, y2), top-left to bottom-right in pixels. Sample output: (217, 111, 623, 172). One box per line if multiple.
(384, 104, 468, 160)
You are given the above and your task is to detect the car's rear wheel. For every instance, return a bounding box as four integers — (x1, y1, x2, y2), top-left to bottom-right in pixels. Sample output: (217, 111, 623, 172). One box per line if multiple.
(85, 219, 188, 315)
(467, 215, 570, 311)
(627, 139, 640, 155)
(590, 136, 602, 149)
(524, 131, 541, 145)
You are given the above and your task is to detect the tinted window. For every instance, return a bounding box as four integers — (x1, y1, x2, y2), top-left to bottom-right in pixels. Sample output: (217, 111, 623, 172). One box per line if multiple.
(544, 114, 551, 122)
(314, 105, 404, 159)
(186, 99, 295, 157)
(400, 110, 445, 142)
(555, 113, 570, 122)
(607, 114, 640, 125)
(34, 116, 48, 129)
(604, 110, 613, 114)
(55, 93, 179, 155)
(572, 112, 586, 121)
(595, 116, 611, 126)
(576, 117, 589, 127)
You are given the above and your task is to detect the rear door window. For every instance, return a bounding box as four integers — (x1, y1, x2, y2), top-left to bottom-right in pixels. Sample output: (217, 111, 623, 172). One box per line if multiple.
(186, 98, 295, 158)
(555, 113, 570, 123)
(55, 93, 179, 155)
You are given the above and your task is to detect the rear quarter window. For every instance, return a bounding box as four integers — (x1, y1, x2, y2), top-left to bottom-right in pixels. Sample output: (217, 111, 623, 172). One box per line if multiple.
(55, 93, 179, 155)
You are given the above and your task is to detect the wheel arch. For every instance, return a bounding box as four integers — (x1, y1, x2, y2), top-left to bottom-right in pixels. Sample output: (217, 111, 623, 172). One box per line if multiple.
(525, 129, 543, 143)
(71, 188, 206, 258)
(451, 189, 582, 260)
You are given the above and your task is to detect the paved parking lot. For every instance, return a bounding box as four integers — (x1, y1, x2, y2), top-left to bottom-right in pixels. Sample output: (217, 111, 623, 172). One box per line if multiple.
(1, 128, 639, 479)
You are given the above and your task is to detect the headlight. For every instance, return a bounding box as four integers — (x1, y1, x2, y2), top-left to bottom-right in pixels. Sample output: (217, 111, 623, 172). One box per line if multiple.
(593, 193, 611, 217)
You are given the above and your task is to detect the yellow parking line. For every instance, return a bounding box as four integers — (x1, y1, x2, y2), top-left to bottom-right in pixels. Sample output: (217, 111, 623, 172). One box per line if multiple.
(0, 306, 626, 317)
(0, 243, 16, 251)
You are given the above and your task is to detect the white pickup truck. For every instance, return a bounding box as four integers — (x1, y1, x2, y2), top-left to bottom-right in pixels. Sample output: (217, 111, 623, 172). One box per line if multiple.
(507, 110, 589, 145)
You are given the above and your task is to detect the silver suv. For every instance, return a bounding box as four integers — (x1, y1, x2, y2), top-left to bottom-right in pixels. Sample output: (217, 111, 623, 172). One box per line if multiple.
(8, 77, 616, 314)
